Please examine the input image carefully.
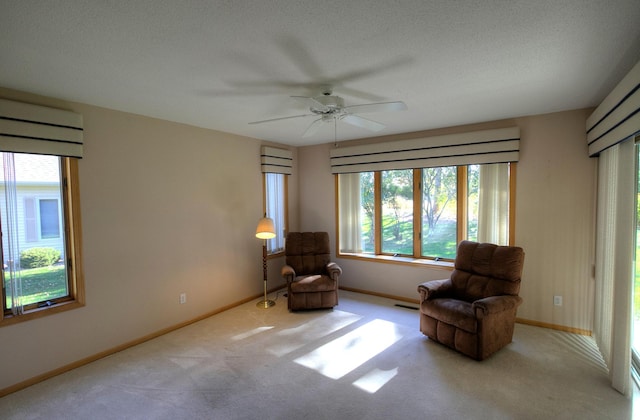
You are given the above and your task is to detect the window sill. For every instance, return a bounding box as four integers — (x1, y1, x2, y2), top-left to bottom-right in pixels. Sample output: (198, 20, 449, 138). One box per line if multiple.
(1, 299, 84, 328)
(267, 251, 285, 260)
(337, 252, 454, 271)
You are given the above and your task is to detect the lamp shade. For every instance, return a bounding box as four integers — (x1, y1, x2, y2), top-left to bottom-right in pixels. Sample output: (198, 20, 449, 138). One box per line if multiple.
(255, 217, 276, 239)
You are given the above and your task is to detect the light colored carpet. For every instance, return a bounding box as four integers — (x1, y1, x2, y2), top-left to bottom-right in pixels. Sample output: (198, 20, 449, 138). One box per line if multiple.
(0, 290, 634, 419)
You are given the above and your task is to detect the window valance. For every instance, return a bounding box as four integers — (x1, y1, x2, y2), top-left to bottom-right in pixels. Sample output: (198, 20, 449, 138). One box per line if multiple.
(0, 98, 83, 158)
(329, 127, 519, 174)
(587, 60, 640, 157)
(261, 146, 292, 175)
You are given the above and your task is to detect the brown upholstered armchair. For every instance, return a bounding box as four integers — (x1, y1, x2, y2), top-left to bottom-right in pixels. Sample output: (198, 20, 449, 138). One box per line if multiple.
(418, 240, 525, 360)
(282, 232, 342, 311)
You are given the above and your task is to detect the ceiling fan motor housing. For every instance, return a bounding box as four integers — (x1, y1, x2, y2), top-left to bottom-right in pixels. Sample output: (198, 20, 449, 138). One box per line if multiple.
(311, 95, 344, 114)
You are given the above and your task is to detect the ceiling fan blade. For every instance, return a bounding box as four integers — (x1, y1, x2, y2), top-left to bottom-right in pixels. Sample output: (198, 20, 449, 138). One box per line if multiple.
(341, 114, 385, 132)
(248, 113, 313, 125)
(344, 101, 407, 114)
(302, 118, 325, 138)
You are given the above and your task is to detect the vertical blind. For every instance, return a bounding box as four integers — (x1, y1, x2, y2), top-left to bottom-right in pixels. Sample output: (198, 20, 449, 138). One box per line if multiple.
(477, 163, 509, 245)
(2, 153, 23, 314)
(588, 59, 640, 397)
(265, 173, 286, 253)
(0, 98, 84, 158)
(593, 139, 634, 396)
(338, 173, 362, 253)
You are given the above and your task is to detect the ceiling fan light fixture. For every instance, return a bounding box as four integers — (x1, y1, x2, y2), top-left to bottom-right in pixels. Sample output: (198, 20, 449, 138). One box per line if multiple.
(311, 95, 344, 114)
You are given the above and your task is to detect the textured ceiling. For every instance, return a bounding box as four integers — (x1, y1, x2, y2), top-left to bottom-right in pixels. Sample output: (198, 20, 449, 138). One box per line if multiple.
(1, 1, 640, 146)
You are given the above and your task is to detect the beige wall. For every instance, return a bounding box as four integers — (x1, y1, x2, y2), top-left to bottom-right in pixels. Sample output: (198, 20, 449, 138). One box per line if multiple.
(0, 88, 291, 391)
(515, 109, 595, 331)
(297, 108, 596, 332)
(0, 87, 594, 392)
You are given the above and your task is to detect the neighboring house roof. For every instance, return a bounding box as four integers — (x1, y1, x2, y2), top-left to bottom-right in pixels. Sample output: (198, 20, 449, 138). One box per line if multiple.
(0, 154, 60, 184)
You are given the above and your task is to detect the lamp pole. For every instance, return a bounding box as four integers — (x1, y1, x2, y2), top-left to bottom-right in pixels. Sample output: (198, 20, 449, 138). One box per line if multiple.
(257, 239, 275, 308)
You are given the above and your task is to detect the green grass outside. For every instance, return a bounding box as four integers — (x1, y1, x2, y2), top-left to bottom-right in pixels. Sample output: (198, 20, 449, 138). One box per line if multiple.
(362, 215, 459, 258)
(421, 220, 458, 259)
(3, 265, 67, 308)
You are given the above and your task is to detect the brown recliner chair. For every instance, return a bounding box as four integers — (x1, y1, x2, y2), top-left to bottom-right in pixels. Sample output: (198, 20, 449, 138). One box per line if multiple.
(418, 240, 525, 360)
(282, 232, 342, 311)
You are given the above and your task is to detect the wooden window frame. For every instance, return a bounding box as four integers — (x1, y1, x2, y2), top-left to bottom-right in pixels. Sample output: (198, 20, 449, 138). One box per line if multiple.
(1, 157, 85, 326)
(262, 172, 289, 258)
(335, 163, 516, 266)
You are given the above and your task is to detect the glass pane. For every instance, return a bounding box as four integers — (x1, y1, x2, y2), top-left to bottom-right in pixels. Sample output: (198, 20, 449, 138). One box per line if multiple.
(467, 164, 479, 242)
(2, 153, 68, 310)
(381, 169, 413, 255)
(39, 199, 60, 238)
(422, 166, 457, 259)
(360, 172, 374, 253)
(265, 173, 285, 254)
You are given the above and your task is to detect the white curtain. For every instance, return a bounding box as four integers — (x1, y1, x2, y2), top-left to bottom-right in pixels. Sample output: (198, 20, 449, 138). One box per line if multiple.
(593, 138, 634, 396)
(265, 173, 285, 253)
(477, 163, 509, 245)
(338, 173, 362, 253)
(1, 153, 23, 315)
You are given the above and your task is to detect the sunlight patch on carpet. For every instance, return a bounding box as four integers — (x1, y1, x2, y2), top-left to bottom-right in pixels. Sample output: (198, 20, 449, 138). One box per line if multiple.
(294, 319, 403, 380)
(231, 326, 274, 341)
(168, 357, 206, 370)
(267, 310, 362, 357)
(352, 367, 399, 393)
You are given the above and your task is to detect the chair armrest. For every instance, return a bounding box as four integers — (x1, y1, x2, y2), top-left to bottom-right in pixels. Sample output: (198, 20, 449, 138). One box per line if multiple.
(282, 265, 296, 282)
(417, 279, 452, 301)
(472, 295, 523, 319)
(326, 262, 342, 280)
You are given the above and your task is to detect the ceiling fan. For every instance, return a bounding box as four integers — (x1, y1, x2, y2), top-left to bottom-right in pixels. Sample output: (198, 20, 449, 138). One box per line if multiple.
(248, 87, 407, 138)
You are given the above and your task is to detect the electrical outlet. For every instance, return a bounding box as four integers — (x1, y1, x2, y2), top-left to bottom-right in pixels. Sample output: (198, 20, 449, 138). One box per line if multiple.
(553, 295, 562, 306)
(180, 293, 187, 304)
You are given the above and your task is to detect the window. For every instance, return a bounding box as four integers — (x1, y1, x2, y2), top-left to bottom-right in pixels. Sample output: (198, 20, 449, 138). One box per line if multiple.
(381, 169, 413, 255)
(337, 163, 514, 263)
(39, 199, 61, 239)
(1, 153, 84, 325)
(264, 172, 288, 255)
(260, 146, 292, 255)
(632, 139, 640, 385)
(421, 166, 458, 259)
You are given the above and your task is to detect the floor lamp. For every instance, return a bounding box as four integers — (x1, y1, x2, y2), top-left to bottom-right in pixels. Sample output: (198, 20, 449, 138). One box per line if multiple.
(255, 215, 276, 308)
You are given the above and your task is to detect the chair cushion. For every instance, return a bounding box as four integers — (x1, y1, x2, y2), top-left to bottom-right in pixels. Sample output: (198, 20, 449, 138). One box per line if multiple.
(290, 274, 336, 293)
(285, 232, 330, 275)
(455, 241, 524, 281)
(421, 298, 477, 333)
(451, 241, 524, 301)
